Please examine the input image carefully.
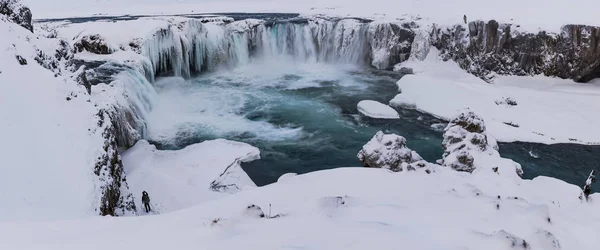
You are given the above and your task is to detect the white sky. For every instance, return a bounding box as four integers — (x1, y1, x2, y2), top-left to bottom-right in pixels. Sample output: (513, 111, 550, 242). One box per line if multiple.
(21, 0, 600, 32)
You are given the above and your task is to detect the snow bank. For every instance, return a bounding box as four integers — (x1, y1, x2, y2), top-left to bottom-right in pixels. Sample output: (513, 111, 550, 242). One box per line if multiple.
(392, 48, 600, 144)
(357, 100, 399, 119)
(0, 16, 112, 221)
(121, 140, 260, 214)
(1, 165, 598, 249)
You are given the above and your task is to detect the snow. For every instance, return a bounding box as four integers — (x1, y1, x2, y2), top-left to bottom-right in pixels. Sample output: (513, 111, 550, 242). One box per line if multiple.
(2, 1, 600, 248)
(277, 173, 298, 183)
(1, 166, 599, 249)
(24, 0, 600, 33)
(357, 100, 399, 119)
(392, 48, 600, 145)
(121, 139, 260, 214)
(0, 17, 103, 221)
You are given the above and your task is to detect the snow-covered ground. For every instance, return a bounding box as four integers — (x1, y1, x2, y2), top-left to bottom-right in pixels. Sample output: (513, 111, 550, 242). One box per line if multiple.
(2, 1, 600, 249)
(122, 139, 260, 214)
(25, 0, 600, 33)
(392, 48, 600, 145)
(1, 166, 598, 250)
(0, 14, 106, 221)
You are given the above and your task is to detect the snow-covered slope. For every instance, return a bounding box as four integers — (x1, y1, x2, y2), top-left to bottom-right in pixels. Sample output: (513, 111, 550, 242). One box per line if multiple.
(122, 139, 260, 214)
(1, 165, 598, 249)
(0, 14, 116, 221)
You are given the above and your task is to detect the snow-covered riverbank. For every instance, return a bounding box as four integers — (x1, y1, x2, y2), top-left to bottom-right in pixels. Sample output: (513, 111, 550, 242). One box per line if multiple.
(392, 49, 600, 145)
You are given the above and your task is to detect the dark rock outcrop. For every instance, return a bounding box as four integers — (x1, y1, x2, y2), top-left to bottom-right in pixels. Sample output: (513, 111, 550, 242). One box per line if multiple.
(369, 22, 416, 69)
(432, 20, 600, 83)
(0, 0, 32, 32)
(73, 34, 113, 54)
(95, 109, 137, 216)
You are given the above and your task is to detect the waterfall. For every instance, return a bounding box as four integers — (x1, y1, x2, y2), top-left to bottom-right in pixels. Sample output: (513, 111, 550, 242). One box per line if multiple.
(139, 18, 415, 78)
(111, 68, 158, 142)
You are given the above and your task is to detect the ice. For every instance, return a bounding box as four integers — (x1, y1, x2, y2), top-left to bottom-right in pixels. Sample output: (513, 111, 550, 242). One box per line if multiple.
(357, 100, 400, 119)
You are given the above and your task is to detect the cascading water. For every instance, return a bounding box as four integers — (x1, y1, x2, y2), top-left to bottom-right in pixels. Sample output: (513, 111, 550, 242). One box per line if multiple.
(138, 18, 414, 79)
(117, 16, 598, 187)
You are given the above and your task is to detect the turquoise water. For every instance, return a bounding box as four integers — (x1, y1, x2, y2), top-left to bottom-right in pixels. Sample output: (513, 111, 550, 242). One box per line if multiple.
(146, 61, 598, 189)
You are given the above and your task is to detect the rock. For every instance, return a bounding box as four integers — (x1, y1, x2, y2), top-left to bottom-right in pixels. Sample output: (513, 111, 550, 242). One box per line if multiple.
(357, 100, 400, 119)
(369, 23, 415, 69)
(0, 0, 33, 32)
(15, 55, 27, 65)
(495, 97, 518, 106)
(432, 20, 600, 83)
(245, 204, 266, 218)
(73, 34, 113, 54)
(441, 109, 489, 172)
(440, 109, 523, 176)
(448, 109, 486, 133)
(357, 131, 423, 171)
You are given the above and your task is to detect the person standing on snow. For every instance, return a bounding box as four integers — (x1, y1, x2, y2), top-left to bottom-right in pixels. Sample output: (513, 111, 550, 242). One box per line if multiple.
(141, 191, 151, 213)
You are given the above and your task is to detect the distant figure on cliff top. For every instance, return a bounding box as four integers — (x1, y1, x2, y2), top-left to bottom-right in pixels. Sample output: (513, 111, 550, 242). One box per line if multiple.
(141, 191, 151, 213)
(464, 15, 467, 24)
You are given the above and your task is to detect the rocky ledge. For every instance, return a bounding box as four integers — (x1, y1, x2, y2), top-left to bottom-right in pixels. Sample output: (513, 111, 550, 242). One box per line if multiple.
(431, 21, 600, 83)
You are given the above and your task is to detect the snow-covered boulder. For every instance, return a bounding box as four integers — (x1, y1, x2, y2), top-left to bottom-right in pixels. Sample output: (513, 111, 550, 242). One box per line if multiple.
(0, 0, 32, 32)
(441, 109, 489, 172)
(73, 34, 114, 54)
(357, 131, 424, 172)
(441, 109, 523, 177)
(245, 204, 265, 218)
(357, 100, 400, 119)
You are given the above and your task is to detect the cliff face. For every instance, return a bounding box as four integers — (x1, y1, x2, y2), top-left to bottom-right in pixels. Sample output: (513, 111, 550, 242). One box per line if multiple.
(0, 0, 32, 32)
(431, 20, 600, 83)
